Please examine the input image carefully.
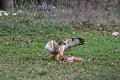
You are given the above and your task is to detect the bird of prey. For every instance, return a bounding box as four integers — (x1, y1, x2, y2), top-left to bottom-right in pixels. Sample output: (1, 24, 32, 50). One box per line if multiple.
(45, 38, 85, 60)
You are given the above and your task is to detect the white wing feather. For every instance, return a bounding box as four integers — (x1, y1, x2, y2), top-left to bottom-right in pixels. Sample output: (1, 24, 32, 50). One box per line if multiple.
(63, 38, 85, 50)
(45, 40, 58, 54)
(45, 38, 85, 54)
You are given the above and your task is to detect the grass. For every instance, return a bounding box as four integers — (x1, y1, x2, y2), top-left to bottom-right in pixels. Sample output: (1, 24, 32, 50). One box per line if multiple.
(0, 15, 120, 80)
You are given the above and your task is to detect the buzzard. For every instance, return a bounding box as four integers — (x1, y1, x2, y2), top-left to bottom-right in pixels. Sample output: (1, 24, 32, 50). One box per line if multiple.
(45, 38, 85, 60)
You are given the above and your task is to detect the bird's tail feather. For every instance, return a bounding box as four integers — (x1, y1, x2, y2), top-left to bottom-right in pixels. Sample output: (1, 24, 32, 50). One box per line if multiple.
(77, 38, 85, 45)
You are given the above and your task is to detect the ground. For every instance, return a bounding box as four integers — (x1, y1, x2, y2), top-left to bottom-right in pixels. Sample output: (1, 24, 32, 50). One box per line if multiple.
(0, 15, 120, 80)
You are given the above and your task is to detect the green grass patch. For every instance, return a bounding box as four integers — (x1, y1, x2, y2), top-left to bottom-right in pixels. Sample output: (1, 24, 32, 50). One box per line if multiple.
(0, 15, 120, 80)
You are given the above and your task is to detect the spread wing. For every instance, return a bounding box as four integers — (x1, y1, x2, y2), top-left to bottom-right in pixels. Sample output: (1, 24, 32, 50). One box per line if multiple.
(45, 40, 58, 54)
(62, 38, 85, 50)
